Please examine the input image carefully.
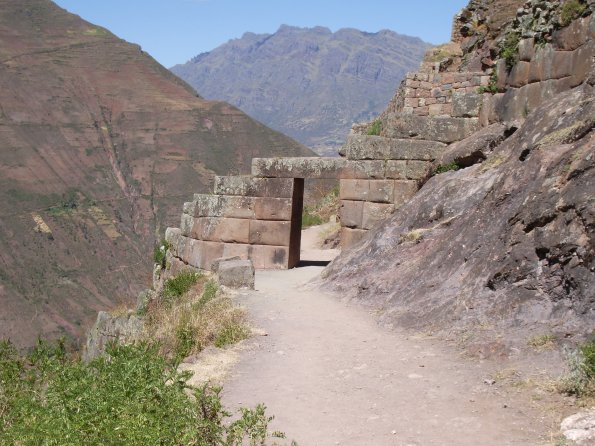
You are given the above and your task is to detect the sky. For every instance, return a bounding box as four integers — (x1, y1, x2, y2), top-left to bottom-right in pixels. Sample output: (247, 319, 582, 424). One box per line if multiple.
(53, 0, 469, 68)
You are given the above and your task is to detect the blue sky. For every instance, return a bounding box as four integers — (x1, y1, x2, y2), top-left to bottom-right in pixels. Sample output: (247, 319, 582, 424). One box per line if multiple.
(53, 0, 469, 68)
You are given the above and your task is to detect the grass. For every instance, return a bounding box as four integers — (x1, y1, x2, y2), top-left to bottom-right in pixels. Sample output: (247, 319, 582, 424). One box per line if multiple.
(302, 209, 324, 228)
(528, 334, 557, 351)
(560, 0, 588, 27)
(154, 239, 171, 268)
(434, 161, 461, 174)
(477, 72, 499, 94)
(146, 275, 250, 361)
(0, 340, 290, 445)
(399, 229, 427, 244)
(367, 120, 382, 136)
(162, 270, 202, 304)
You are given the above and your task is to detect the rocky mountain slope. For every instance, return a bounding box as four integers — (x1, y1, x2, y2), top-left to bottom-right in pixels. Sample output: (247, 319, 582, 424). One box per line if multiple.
(320, 0, 594, 353)
(0, 0, 312, 349)
(171, 26, 430, 155)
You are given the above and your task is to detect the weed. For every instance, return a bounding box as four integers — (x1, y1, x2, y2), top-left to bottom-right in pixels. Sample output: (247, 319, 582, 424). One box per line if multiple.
(528, 334, 556, 351)
(198, 280, 219, 306)
(367, 120, 382, 136)
(215, 323, 251, 348)
(302, 208, 324, 227)
(153, 239, 171, 268)
(500, 32, 520, 70)
(477, 72, 499, 94)
(434, 161, 461, 174)
(560, 0, 588, 27)
(400, 229, 427, 244)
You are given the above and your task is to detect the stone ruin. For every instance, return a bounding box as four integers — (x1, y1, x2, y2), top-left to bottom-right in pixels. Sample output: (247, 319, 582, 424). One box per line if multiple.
(164, 0, 593, 274)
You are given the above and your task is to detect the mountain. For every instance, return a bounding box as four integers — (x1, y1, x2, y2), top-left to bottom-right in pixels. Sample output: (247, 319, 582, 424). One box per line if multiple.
(171, 25, 430, 155)
(0, 0, 312, 349)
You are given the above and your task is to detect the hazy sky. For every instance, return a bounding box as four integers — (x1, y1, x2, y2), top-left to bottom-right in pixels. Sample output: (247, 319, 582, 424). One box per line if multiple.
(53, 0, 469, 68)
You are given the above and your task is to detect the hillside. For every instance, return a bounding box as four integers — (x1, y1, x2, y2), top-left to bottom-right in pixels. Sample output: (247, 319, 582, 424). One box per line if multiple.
(171, 25, 430, 155)
(0, 0, 312, 349)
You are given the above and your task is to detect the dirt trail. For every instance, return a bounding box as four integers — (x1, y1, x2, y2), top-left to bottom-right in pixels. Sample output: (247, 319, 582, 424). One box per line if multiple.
(220, 228, 565, 446)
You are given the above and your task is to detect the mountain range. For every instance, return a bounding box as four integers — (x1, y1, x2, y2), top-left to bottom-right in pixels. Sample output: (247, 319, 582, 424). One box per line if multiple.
(171, 25, 430, 155)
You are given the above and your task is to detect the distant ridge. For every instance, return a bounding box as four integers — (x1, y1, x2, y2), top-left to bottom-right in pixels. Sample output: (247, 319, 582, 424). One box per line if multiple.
(172, 25, 430, 155)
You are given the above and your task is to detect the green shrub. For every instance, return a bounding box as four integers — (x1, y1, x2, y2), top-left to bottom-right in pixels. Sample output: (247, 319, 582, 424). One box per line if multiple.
(560, 0, 588, 27)
(0, 340, 288, 445)
(500, 32, 520, 70)
(561, 340, 595, 397)
(302, 208, 324, 228)
(367, 120, 382, 136)
(434, 162, 461, 174)
(215, 323, 251, 348)
(199, 280, 219, 306)
(153, 239, 171, 268)
(163, 270, 202, 303)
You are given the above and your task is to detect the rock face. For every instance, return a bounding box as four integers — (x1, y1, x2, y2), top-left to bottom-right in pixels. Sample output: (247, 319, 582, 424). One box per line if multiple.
(83, 310, 144, 362)
(320, 84, 594, 349)
(0, 0, 313, 349)
(171, 25, 430, 154)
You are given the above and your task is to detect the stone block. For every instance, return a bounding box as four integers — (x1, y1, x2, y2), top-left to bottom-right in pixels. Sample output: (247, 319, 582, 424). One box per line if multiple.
(415, 106, 429, 116)
(384, 160, 407, 180)
(529, 44, 555, 83)
(508, 61, 531, 88)
(405, 160, 432, 181)
(251, 157, 346, 179)
(570, 41, 594, 87)
(178, 236, 225, 270)
(211, 256, 241, 273)
(213, 176, 294, 198)
(452, 92, 482, 117)
(479, 93, 504, 126)
(518, 38, 535, 62)
(198, 217, 250, 243)
(393, 180, 419, 208)
(367, 180, 395, 204)
(165, 227, 182, 256)
(180, 214, 194, 237)
(191, 195, 256, 219)
(340, 200, 364, 228)
(552, 16, 590, 51)
(253, 197, 292, 221)
(340, 179, 370, 201)
(552, 51, 574, 79)
(404, 97, 419, 107)
(217, 259, 255, 289)
(340, 228, 368, 249)
(496, 59, 509, 90)
(383, 115, 481, 144)
(249, 220, 291, 246)
(362, 202, 395, 230)
(428, 104, 444, 116)
(496, 86, 529, 122)
(343, 135, 446, 161)
(340, 160, 386, 179)
(252, 245, 290, 269)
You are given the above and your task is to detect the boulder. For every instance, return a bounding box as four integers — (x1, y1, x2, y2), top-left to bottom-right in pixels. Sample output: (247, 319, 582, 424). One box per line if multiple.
(84, 311, 145, 362)
(217, 259, 255, 289)
(561, 408, 595, 446)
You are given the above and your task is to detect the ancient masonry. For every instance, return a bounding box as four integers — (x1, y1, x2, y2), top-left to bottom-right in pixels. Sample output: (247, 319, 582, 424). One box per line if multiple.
(165, 3, 594, 272)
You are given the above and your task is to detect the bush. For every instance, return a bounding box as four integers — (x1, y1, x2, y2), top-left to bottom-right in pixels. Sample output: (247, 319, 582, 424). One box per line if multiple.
(560, 0, 588, 27)
(0, 340, 288, 445)
(500, 32, 520, 70)
(302, 208, 324, 228)
(367, 120, 382, 136)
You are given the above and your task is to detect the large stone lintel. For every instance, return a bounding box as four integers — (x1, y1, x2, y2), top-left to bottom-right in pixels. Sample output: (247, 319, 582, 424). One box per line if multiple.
(384, 114, 481, 144)
(252, 157, 347, 179)
(213, 176, 295, 198)
(343, 135, 446, 161)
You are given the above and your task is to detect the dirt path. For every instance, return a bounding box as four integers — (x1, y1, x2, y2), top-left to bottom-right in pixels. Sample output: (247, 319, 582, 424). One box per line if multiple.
(219, 229, 566, 446)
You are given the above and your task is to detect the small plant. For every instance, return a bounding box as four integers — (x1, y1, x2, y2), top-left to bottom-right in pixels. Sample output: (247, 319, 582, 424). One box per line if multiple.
(302, 208, 324, 228)
(198, 280, 219, 306)
(153, 239, 171, 268)
(215, 323, 251, 348)
(477, 72, 499, 94)
(560, 340, 595, 397)
(163, 270, 202, 303)
(528, 334, 556, 351)
(400, 229, 427, 244)
(367, 119, 382, 136)
(500, 32, 520, 70)
(434, 161, 461, 174)
(560, 0, 588, 27)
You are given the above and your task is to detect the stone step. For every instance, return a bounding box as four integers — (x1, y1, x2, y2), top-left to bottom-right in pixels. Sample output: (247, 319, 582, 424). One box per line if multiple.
(383, 114, 480, 143)
(343, 135, 446, 161)
(213, 175, 294, 198)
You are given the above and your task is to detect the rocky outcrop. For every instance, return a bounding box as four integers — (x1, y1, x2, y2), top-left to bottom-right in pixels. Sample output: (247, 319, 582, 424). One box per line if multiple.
(83, 310, 144, 362)
(171, 25, 430, 154)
